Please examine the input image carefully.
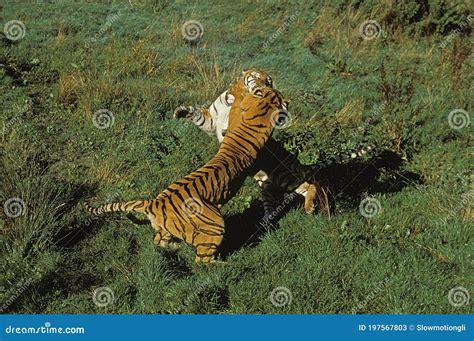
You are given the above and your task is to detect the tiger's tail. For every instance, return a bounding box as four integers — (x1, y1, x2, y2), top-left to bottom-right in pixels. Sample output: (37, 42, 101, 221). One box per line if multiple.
(308, 144, 376, 216)
(310, 144, 375, 175)
(84, 200, 151, 216)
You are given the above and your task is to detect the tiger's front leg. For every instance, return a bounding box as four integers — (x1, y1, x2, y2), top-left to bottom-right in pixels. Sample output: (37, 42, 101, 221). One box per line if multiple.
(174, 105, 216, 135)
(259, 181, 286, 227)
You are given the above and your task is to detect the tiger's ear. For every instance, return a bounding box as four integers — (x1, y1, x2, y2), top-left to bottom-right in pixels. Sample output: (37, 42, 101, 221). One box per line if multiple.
(267, 75, 273, 86)
(283, 100, 289, 110)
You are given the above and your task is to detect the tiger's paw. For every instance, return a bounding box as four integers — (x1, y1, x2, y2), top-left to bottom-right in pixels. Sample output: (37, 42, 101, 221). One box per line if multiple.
(154, 236, 182, 250)
(225, 93, 235, 105)
(304, 201, 315, 214)
(194, 255, 223, 265)
(173, 105, 194, 119)
(194, 256, 216, 265)
(167, 241, 182, 250)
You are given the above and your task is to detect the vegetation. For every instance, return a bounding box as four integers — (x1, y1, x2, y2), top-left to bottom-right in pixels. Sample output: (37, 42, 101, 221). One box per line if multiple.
(1, 0, 472, 314)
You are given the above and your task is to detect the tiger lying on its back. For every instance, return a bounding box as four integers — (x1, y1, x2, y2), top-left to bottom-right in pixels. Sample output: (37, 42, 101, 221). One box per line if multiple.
(174, 69, 374, 221)
(86, 86, 288, 263)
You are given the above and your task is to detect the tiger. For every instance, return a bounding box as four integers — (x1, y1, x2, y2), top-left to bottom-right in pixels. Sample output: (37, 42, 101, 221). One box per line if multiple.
(174, 69, 325, 220)
(256, 142, 375, 225)
(85, 86, 288, 264)
(174, 69, 375, 222)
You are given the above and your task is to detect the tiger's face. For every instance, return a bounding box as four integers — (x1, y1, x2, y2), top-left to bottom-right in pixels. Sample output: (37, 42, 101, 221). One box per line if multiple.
(227, 86, 288, 133)
(227, 69, 274, 105)
(242, 69, 273, 91)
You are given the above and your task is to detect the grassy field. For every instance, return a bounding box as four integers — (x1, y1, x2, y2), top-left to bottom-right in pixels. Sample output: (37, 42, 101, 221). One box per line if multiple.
(1, 0, 472, 314)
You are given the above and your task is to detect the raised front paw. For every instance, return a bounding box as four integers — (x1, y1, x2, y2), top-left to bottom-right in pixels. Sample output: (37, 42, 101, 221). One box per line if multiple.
(173, 105, 194, 119)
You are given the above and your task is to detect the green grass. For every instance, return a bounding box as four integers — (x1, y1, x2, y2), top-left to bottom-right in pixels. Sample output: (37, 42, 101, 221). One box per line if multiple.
(1, 0, 472, 314)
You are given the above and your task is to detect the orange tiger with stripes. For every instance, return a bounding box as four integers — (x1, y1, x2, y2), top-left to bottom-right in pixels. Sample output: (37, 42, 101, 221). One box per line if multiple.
(175, 70, 376, 223)
(175, 69, 327, 221)
(85, 86, 288, 263)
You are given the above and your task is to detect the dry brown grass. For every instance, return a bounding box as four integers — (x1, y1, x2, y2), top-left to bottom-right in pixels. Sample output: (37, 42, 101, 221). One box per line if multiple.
(58, 68, 126, 116)
(53, 22, 70, 47)
(58, 71, 85, 107)
(126, 39, 161, 76)
(190, 54, 231, 99)
(334, 98, 365, 126)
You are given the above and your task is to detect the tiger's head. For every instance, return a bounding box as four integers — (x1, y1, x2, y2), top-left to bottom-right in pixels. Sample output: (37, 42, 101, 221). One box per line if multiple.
(226, 69, 274, 105)
(227, 86, 289, 137)
(241, 69, 273, 91)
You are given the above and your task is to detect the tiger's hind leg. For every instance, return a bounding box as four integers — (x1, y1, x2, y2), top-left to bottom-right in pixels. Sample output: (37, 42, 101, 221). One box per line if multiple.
(295, 182, 317, 214)
(151, 219, 182, 250)
(153, 230, 181, 250)
(298, 180, 331, 217)
(190, 207, 225, 264)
